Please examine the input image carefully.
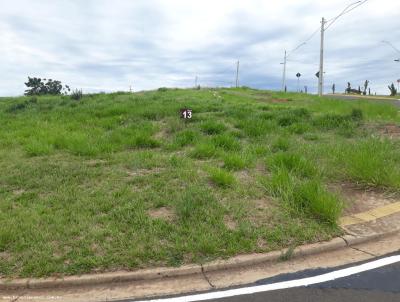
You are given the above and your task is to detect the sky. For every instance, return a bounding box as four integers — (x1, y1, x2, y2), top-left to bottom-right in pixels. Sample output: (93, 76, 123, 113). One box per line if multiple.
(0, 0, 399, 96)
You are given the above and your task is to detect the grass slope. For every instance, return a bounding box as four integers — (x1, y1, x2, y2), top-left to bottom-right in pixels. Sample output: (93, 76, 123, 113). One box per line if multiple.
(0, 88, 399, 278)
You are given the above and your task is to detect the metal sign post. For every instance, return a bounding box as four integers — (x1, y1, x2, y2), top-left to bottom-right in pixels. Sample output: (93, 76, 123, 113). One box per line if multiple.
(296, 73, 301, 92)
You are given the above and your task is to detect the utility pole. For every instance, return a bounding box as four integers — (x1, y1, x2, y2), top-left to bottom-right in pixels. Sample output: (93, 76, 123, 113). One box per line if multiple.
(235, 60, 240, 88)
(195, 76, 198, 87)
(318, 17, 326, 97)
(281, 50, 287, 92)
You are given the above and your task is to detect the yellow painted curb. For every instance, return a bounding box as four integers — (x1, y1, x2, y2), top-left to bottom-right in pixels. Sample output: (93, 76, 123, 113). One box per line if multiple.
(340, 201, 400, 227)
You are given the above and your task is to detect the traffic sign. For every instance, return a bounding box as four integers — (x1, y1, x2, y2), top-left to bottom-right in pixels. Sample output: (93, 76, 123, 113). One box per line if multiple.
(315, 71, 320, 78)
(296, 73, 301, 78)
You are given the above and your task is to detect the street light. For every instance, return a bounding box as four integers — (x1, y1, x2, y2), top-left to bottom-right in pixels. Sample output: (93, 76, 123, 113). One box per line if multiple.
(382, 41, 400, 63)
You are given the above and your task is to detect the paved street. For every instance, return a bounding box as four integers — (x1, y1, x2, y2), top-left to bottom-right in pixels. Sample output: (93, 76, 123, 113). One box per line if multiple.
(128, 252, 400, 302)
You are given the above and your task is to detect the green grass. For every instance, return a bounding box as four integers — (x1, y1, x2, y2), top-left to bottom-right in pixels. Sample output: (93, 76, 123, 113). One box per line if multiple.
(0, 87, 399, 278)
(208, 167, 236, 187)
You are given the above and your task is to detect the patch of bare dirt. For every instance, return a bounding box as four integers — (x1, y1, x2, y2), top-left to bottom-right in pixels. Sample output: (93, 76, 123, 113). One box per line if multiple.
(256, 238, 268, 249)
(154, 122, 170, 140)
(0, 252, 11, 261)
(234, 170, 253, 183)
(379, 123, 400, 138)
(270, 98, 289, 103)
(148, 207, 175, 222)
(90, 243, 106, 257)
(12, 189, 26, 196)
(251, 198, 273, 210)
(246, 198, 276, 227)
(86, 159, 107, 167)
(255, 162, 267, 174)
(127, 168, 165, 177)
(224, 215, 237, 230)
(331, 182, 398, 215)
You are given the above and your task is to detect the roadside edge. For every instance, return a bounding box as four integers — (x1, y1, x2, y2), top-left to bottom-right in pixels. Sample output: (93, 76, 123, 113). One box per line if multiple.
(1, 229, 398, 291)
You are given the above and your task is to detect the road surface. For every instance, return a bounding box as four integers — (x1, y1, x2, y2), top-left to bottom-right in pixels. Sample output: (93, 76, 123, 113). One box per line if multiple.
(125, 252, 400, 302)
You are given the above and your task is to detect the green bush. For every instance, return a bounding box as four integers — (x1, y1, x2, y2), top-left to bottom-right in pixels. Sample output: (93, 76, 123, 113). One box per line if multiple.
(268, 152, 317, 178)
(293, 180, 343, 224)
(174, 130, 198, 147)
(190, 143, 216, 159)
(350, 108, 363, 121)
(132, 135, 160, 149)
(24, 139, 54, 156)
(332, 138, 400, 189)
(265, 171, 342, 225)
(223, 154, 247, 171)
(211, 134, 241, 151)
(6, 97, 38, 113)
(71, 89, 83, 101)
(209, 168, 235, 187)
(313, 109, 363, 130)
(200, 121, 226, 135)
(272, 137, 290, 152)
(277, 108, 310, 127)
(236, 119, 274, 137)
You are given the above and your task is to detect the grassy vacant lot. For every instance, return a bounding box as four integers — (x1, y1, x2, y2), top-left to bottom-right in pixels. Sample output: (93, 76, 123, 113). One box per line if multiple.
(1, 87, 400, 278)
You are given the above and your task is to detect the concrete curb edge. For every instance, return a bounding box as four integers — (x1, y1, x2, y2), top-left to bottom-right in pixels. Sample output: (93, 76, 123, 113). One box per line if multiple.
(1, 230, 398, 291)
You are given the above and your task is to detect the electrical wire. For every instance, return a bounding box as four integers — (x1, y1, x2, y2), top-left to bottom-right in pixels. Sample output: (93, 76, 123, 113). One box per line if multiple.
(287, 27, 320, 58)
(382, 40, 400, 55)
(325, 0, 369, 31)
(286, 0, 369, 58)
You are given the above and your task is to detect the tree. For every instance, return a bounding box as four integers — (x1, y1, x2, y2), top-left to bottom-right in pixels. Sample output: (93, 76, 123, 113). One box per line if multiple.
(363, 80, 369, 95)
(368, 88, 371, 95)
(346, 82, 351, 93)
(24, 77, 70, 96)
(332, 83, 336, 94)
(388, 83, 398, 96)
(358, 86, 361, 94)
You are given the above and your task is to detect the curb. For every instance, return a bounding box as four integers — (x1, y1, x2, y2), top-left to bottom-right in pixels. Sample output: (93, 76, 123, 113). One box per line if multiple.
(0, 230, 398, 291)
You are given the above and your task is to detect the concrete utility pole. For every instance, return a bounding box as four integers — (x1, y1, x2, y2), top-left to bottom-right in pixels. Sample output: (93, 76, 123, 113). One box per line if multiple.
(318, 17, 326, 97)
(281, 50, 287, 92)
(235, 60, 240, 88)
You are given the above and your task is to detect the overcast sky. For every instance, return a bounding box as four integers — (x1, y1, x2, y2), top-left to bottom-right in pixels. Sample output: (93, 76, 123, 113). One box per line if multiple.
(1, 0, 399, 96)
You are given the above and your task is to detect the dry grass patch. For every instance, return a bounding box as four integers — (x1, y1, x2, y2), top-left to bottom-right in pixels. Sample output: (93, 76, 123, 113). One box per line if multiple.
(148, 207, 175, 222)
(332, 183, 399, 215)
(223, 215, 237, 231)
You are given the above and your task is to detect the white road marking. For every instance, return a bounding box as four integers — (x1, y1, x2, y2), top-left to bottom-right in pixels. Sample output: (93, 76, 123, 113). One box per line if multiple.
(133, 255, 400, 302)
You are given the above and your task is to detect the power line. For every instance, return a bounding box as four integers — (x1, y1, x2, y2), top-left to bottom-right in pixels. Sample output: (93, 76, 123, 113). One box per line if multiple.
(382, 40, 400, 55)
(285, 0, 368, 60)
(325, 0, 369, 31)
(287, 27, 320, 58)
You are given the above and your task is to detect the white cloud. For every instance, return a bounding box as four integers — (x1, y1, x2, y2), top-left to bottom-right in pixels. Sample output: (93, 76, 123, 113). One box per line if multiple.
(0, 0, 399, 96)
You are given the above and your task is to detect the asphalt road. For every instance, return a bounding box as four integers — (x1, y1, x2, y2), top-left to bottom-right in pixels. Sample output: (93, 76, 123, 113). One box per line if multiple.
(127, 252, 400, 302)
(212, 257, 400, 302)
